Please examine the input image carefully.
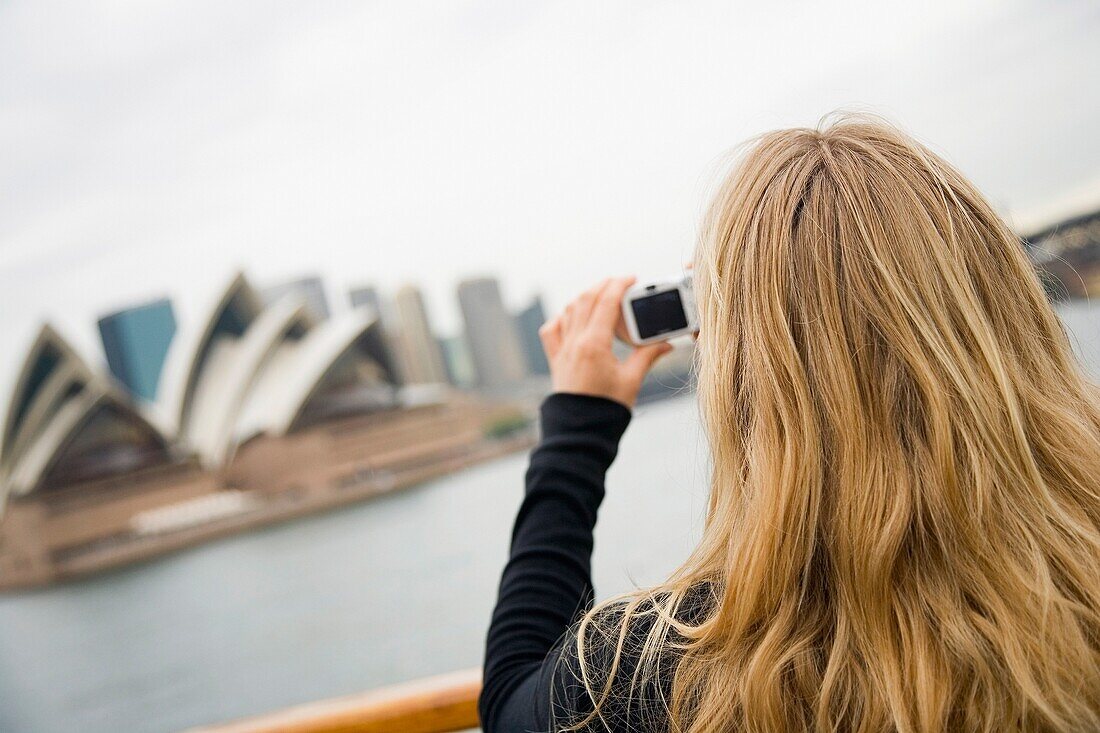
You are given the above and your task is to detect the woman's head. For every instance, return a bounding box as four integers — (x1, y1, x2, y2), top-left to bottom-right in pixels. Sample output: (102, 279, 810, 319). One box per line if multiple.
(573, 117, 1100, 732)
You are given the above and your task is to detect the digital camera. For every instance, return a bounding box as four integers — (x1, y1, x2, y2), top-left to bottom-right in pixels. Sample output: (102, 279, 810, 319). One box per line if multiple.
(621, 273, 697, 345)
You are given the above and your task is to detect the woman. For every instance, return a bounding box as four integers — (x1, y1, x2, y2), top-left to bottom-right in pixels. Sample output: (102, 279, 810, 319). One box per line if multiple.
(479, 117, 1100, 732)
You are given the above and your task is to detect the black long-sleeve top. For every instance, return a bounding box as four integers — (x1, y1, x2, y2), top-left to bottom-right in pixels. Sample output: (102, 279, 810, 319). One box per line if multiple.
(479, 392, 669, 733)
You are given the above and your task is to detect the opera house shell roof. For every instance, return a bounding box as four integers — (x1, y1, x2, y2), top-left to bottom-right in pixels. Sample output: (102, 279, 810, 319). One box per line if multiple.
(0, 272, 397, 510)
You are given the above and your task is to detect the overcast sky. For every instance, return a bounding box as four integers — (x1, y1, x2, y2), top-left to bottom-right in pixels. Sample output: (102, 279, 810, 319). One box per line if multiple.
(2, 0, 1099, 395)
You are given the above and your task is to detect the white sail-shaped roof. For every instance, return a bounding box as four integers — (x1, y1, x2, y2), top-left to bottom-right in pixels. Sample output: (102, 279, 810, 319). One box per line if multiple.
(159, 272, 265, 438)
(5, 361, 93, 479)
(181, 296, 316, 466)
(5, 380, 173, 497)
(1, 325, 91, 475)
(235, 309, 397, 442)
(0, 322, 175, 500)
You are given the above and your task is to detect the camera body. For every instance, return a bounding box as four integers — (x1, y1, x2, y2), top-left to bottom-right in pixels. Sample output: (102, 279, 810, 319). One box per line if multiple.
(621, 273, 697, 345)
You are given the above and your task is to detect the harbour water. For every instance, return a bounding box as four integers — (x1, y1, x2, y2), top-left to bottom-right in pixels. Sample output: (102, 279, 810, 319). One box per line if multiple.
(0, 303, 1097, 733)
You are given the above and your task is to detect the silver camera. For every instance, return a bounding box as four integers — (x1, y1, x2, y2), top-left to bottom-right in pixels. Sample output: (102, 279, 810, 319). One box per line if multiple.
(620, 273, 697, 345)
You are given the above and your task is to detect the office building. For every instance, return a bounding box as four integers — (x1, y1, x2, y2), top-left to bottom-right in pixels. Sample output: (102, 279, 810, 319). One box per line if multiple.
(457, 277, 527, 390)
(263, 275, 330, 320)
(514, 296, 550, 376)
(98, 298, 177, 401)
(440, 333, 476, 388)
(393, 285, 449, 385)
(348, 285, 382, 320)
(349, 285, 404, 384)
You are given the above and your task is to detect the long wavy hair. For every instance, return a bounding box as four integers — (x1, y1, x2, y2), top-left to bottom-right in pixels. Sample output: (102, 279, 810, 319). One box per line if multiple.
(569, 116, 1100, 732)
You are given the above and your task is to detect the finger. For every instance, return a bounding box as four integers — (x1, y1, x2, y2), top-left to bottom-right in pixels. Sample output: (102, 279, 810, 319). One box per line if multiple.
(614, 318, 631, 344)
(575, 278, 610, 324)
(538, 317, 562, 357)
(625, 341, 674, 381)
(560, 303, 574, 335)
(590, 276, 636, 333)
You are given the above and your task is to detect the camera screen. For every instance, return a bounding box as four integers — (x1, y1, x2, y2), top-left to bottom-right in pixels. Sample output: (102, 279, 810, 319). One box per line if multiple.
(631, 289, 688, 339)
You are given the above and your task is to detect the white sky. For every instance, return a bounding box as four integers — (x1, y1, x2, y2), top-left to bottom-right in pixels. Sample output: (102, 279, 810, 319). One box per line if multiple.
(1, 0, 1099, 395)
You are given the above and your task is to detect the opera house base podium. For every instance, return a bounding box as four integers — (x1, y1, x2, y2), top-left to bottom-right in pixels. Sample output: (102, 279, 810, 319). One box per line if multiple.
(0, 401, 533, 591)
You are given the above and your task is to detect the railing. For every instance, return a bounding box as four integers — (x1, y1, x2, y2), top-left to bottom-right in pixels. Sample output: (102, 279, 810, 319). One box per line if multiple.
(188, 668, 482, 733)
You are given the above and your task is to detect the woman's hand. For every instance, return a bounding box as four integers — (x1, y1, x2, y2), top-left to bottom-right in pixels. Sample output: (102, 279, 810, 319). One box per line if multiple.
(539, 277, 674, 409)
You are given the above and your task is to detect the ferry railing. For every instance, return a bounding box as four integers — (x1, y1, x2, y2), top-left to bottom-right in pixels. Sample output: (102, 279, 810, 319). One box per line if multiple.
(188, 668, 482, 733)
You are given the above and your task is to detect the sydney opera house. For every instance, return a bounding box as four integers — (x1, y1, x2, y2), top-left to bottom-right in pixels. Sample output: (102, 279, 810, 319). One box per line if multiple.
(0, 273, 531, 590)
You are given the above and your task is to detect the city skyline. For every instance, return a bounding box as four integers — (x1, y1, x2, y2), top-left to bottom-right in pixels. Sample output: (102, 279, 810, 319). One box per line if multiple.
(25, 269, 552, 405)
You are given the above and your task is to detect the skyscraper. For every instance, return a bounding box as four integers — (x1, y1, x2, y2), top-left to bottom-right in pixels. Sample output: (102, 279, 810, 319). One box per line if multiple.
(348, 285, 382, 320)
(457, 277, 527, 390)
(514, 296, 550, 376)
(97, 298, 177, 401)
(440, 333, 476, 388)
(348, 285, 405, 385)
(393, 285, 449, 385)
(263, 276, 330, 320)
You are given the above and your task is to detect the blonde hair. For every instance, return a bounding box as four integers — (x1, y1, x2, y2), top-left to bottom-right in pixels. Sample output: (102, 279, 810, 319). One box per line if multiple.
(568, 116, 1100, 732)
